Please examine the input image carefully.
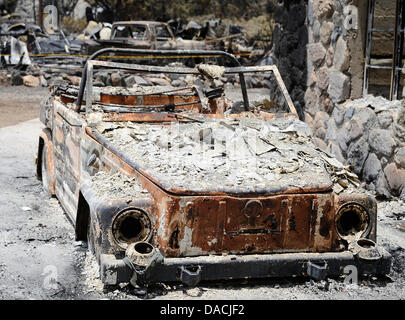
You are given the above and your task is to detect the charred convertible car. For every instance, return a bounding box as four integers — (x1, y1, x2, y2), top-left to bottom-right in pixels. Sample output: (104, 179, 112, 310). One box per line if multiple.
(37, 49, 391, 286)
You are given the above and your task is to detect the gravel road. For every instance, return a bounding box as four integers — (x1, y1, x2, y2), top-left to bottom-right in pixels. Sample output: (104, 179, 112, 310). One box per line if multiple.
(0, 113, 404, 300)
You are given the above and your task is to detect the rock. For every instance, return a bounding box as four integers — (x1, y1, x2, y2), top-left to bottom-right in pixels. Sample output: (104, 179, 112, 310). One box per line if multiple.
(313, 137, 328, 151)
(336, 127, 348, 153)
(111, 72, 122, 86)
(22, 75, 40, 87)
(172, 79, 186, 87)
(313, 20, 321, 39)
(344, 105, 358, 120)
(66, 75, 81, 86)
(307, 43, 326, 67)
(375, 172, 392, 199)
(369, 129, 396, 157)
(325, 117, 337, 142)
(319, 95, 333, 113)
(315, 126, 326, 139)
(135, 76, 150, 86)
(313, 111, 329, 130)
(377, 111, 393, 129)
(356, 107, 377, 133)
(327, 70, 350, 103)
(307, 68, 317, 87)
(314, 0, 334, 19)
(328, 141, 345, 163)
(320, 21, 334, 45)
(332, 105, 345, 125)
(326, 46, 334, 67)
(347, 137, 369, 175)
(395, 147, 405, 169)
(384, 163, 405, 193)
(333, 36, 350, 71)
(148, 77, 171, 86)
(363, 153, 382, 183)
(317, 67, 329, 91)
(346, 118, 363, 143)
(304, 87, 320, 116)
(95, 72, 109, 85)
(123, 75, 136, 87)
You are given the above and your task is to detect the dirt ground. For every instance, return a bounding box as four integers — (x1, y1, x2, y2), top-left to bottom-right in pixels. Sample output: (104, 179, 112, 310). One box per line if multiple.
(0, 86, 50, 128)
(0, 86, 404, 300)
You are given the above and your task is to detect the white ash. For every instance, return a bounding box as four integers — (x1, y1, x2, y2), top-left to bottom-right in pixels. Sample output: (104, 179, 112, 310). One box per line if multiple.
(91, 170, 151, 201)
(95, 116, 359, 193)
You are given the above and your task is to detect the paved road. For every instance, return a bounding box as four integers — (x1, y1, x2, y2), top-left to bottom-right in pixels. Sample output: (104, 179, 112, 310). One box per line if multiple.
(0, 119, 404, 300)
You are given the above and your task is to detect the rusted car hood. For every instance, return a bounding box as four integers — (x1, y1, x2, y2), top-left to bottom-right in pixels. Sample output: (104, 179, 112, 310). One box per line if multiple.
(94, 116, 334, 196)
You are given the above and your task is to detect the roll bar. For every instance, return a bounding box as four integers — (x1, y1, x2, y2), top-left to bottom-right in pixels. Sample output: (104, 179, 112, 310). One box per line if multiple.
(74, 48, 249, 112)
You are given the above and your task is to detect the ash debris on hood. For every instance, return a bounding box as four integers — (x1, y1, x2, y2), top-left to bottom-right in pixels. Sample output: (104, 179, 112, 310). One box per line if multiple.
(94, 116, 359, 193)
(90, 170, 151, 201)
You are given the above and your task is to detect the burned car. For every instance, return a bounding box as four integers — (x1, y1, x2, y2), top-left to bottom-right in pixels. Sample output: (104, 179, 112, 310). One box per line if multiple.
(81, 21, 208, 56)
(37, 49, 391, 287)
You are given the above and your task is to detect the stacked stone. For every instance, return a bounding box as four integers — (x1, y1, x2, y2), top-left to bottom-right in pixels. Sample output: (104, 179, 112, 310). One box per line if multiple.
(312, 96, 405, 200)
(305, 0, 351, 124)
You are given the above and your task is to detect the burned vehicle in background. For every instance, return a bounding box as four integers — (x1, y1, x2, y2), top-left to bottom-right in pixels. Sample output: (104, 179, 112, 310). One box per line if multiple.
(37, 48, 391, 287)
(80, 21, 251, 63)
(81, 21, 208, 56)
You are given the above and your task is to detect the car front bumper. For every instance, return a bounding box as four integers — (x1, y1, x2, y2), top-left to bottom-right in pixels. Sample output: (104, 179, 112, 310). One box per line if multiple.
(100, 245, 392, 286)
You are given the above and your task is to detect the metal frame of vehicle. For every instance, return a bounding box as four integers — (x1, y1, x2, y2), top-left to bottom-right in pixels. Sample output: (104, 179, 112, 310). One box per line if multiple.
(37, 48, 392, 286)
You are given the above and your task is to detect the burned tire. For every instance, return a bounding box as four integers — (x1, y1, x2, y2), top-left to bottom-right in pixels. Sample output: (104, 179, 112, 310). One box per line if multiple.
(41, 144, 51, 194)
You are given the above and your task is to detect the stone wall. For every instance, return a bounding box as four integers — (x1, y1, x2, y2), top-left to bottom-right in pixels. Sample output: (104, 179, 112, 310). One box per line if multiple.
(304, 0, 352, 120)
(311, 96, 405, 200)
(272, 0, 405, 199)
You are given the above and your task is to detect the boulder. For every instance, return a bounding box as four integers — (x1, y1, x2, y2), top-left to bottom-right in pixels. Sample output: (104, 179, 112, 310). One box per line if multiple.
(332, 105, 345, 126)
(333, 36, 350, 72)
(307, 43, 326, 67)
(369, 129, 396, 157)
(123, 75, 137, 87)
(326, 46, 334, 67)
(22, 75, 40, 87)
(375, 172, 392, 199)
(394, 147, 405, 169)
(314, 0, 334, 19)
(304, 87, 320, 116)
(384, 162, 405, 193)
(320, 21, 334, 45)
(377, 111, 393, 129)
(346, 118, 363, 143)
(347, 137, 369, 175)
(66, 75, 81, 86)
(327, 69, 350, 103)
(363, 153, 382, 183)
(316, 66, 330, 91)
(148, 77, 171, 86)
(110, 72, 122, 86)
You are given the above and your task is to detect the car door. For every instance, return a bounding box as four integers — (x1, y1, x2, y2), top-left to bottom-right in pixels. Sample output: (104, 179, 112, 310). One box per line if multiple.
(52, 101, 83, 222)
